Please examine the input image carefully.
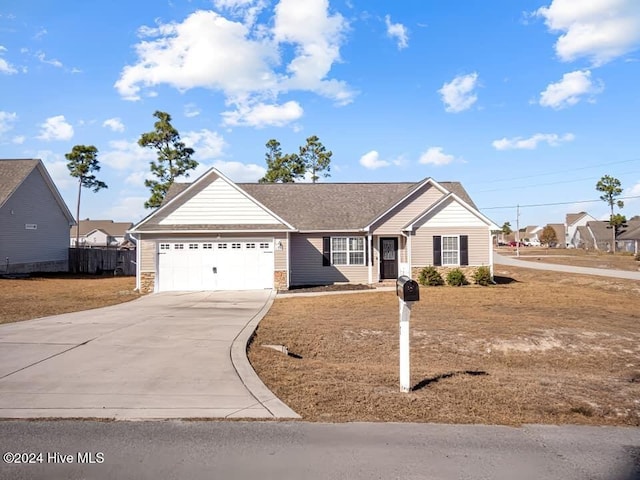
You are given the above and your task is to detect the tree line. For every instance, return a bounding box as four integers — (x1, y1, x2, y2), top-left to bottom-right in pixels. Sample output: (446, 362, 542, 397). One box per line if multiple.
(65, 110, 332, 233)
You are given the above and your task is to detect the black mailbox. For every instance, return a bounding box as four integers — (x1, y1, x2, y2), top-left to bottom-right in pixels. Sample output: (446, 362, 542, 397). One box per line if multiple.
(396, 275, 419, 302)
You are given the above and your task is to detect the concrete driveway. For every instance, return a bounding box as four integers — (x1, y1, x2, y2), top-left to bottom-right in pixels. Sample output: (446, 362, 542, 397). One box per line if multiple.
(0, 291, 299, 420)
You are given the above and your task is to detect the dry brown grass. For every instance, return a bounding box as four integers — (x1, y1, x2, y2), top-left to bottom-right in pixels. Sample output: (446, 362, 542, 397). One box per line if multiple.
(498, 246, 640, 271)
(0, 274, 140, 324)
(249, 266, 640, 425)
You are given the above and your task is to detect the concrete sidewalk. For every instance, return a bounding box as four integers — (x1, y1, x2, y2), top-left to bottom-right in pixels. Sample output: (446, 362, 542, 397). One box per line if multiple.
(0, 290, 299, 420)
(495, 252, 640, 280)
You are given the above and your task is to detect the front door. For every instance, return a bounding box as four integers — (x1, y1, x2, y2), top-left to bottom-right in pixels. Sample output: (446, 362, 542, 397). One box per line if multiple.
(380, 237, 398, 280)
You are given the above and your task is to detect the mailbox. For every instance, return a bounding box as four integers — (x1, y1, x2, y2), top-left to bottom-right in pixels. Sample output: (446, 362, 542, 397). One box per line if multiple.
(396, 275, 419, 302)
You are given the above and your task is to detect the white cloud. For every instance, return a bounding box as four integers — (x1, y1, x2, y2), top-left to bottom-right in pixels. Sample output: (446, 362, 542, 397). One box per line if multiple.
(124, 171, 152, 186)
(37, 115, 74, 141)
(12, 135, 25, 144)
(184, 160, 265, 183)
(539, 69, 604, 109)
(212, 0, 267, 25)
(438, 72, 479, 113)
(536, 0, 640, 65)
(36, 52, 63, 68)
(182, 129, 226, 159)
(0, 46, 17, 74)
(101, 139, 155, 170)
(184, 103, 201, 118)
(418, 147, 456, 166)
(384, 15, 409, 49)
(103, 117, 125, 132)
(36, 150, 75, 190)
(106, 196, 148, 222)
(359, 150, 390, 169)
(626, 181, 640, 197)
(492, 133, 575, 150)
(115, 2, 353, 125)
(0, 111, 17, 136)
(222, 100, 303, 127)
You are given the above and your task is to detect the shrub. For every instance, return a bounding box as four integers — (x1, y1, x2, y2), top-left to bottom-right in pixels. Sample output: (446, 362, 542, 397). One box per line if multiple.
(446, 268, 468, 286)
(418, 266, 444, 286)
(472, 266, 492, 286)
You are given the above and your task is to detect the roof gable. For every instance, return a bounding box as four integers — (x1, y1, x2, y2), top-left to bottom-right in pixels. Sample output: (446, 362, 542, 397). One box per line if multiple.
(0, 158, 74, 223)
(131, 168, 294, 232)
(404, 193, 498, 231)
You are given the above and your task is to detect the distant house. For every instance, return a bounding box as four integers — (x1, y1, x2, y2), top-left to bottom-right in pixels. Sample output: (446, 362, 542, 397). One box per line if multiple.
(545, 223, 566, 247)
(70, 219, 134, 248)
(575, 220, 640, 252)
(522, 225, 543, 245)
(616, 220, 640, 254)
(566, 212, 597, 248)
(0, 159, 75, 273)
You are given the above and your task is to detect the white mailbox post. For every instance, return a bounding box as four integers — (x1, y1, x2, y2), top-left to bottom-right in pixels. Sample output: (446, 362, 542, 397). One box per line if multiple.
(396, 276, 420, 393)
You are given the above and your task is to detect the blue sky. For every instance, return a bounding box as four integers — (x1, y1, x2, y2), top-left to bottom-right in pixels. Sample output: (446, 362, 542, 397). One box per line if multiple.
(1, 0, 640, 228)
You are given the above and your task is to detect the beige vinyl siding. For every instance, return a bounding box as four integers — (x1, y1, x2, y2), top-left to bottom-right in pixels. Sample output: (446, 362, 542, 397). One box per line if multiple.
(412, 227, 490, 266)
(372, 185, 445, 234)
(414, 198, 487, 228)
(0, 168, 70, 269)
(139, 232, 287, 273)
(160, 176, 283, 226)
(290, 233, 369, 285)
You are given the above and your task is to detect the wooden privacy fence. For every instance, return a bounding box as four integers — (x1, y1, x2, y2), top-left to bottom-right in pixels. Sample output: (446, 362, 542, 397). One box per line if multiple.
(68, 248, 136, 276)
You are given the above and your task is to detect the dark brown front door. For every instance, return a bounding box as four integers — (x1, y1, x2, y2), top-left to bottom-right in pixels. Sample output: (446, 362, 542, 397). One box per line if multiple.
(380, 237, 398, 279)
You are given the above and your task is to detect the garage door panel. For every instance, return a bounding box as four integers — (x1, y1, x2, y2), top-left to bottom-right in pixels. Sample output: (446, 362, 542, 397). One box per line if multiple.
(157, 240, 274, 292)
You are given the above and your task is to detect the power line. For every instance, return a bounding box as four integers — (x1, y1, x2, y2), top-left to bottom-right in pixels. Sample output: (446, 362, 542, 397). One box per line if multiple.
(480, 194, 640, 211)
(467, 157, 640, 187)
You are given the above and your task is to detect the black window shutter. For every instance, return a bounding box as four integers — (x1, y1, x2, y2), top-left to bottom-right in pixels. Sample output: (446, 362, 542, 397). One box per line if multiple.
(364, 237, 369, 266)
(433, 236, 442, 266)
(460, 235, 469, 266)
(322, 237, 331, 266)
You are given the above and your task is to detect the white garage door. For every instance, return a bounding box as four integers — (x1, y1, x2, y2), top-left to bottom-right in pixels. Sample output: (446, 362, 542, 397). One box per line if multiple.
(157, 240, 274, 291)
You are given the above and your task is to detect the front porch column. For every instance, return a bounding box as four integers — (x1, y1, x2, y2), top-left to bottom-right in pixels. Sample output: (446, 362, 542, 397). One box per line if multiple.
(367, 233, 373, 284)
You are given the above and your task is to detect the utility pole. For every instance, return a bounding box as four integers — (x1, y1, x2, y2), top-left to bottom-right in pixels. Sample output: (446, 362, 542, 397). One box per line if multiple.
(515, 204, 520, 257)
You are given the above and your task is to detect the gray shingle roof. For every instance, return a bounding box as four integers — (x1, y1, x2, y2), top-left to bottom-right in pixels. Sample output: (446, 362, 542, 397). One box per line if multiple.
(156, 179, 476, 231)
(0, 159, 39, 208)
(70, 219, 134, 237)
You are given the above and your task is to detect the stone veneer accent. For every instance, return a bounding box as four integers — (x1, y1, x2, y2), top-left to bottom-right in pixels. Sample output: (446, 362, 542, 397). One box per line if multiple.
(411, 266, 485, 283)
(140, 272, 155, 294)
(274, 270, 287, 290)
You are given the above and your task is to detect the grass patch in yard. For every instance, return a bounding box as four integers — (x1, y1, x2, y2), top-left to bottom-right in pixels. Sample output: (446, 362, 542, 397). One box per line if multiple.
(0, 274, 140, 324)
(248, 266, 640, 425)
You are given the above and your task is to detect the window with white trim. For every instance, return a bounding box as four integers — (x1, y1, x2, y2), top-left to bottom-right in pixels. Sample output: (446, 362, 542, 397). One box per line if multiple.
(203, 243, 213, 249)
(189, 243, 198, 249)
(331, 237, 365, 266)
(259, 242, 269, 249)
(231, 243, 241, 249)
(442, 236, 459, 266)
(246, 243, 256, 249)
(160, 243, 170, 250)
(217, 243, 227, 249)
(174, 243, 184, 250)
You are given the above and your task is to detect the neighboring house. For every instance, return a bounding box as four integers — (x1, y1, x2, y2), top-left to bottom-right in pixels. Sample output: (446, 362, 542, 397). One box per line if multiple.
(566, 212, 597, 248)
(70, 219, 134, 247)
(545, 223, 566, 248)
(576, 221, 612, 251)
(522, 225, 543, 245)
(0, 159, 75, 273)
(616, 220, 640, 253)
(129, 168, 499, 293)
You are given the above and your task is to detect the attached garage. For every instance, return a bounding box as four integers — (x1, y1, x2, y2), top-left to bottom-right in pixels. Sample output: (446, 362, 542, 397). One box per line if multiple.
(157, 240, 274, 292)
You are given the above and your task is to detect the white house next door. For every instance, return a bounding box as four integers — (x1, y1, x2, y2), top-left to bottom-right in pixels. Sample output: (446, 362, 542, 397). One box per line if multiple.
(157, 240, 274, 291)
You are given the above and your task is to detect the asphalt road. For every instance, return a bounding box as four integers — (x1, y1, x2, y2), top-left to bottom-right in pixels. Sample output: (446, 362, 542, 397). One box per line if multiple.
(1, 421, 638, 480)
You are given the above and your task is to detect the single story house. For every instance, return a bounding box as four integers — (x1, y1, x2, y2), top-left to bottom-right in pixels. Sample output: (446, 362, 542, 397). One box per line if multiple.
(0, 159, 75, 273)
(129, 168, 499, 293)
(70, 219, 134, 248)
(566, 212, 597, 248)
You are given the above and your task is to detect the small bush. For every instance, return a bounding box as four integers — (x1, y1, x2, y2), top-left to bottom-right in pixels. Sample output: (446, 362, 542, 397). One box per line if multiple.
(418, 266, 444, 286)
(446, 268, 468, 286)
(472, 266, 492, 286)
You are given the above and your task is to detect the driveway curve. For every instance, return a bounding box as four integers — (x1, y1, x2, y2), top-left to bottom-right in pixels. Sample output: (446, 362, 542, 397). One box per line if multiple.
(495, 252, 640, 280)
(0, 290, 299, 420)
